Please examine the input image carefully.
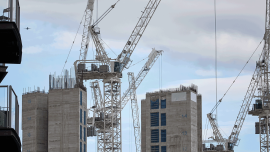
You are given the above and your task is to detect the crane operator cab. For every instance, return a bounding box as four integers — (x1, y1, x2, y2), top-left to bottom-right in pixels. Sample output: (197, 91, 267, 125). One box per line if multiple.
(0, 0, 22, 83)
(228, 142, 234, 150)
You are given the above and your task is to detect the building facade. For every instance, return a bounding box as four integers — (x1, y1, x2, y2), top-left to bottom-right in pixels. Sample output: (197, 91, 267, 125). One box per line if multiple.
(48, 88, 87, 152)
(22, 91, 48, 152)
(141, 85, 202, 152)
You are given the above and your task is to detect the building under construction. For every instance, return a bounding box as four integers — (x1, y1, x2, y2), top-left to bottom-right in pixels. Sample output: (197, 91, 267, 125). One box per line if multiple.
(141, 84, 202, 152)
(22, 70, 88, 152)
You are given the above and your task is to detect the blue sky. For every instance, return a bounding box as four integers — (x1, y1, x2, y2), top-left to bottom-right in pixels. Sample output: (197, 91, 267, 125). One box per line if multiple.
(0, 0, 267, 151)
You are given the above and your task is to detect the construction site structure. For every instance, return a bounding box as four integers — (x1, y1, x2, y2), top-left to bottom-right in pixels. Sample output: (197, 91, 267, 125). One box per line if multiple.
(48, 87, 87, 152)
(71, 0, 163, 151)
(22, 69, 88, 152)
(141, 84, 202, 152)
(22, 90, 48, 152)
(204, 1, 270, 152)
(248, 1, 270, 152)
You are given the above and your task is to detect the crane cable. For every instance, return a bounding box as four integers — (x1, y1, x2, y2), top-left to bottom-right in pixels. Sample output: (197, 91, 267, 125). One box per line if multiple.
(214, 0, 218, 123)
(60, 10, 86, 76)
(217, 39, 263, 104)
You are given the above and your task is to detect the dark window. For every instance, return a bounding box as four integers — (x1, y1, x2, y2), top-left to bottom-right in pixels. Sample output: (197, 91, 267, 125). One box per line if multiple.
(151, 113, 159, 127)
(151, 99, 159, 109)
(161, 146, 166, 152)
(161, 130, 166, 142)
(161, 113, 166, 126)
(84, 127, 86, 141)
(80, 91, 82, 105)
(161, 99, 166, 109)
(80, 142, 82, 152)
(84, 144, 86, 152)
(151, 129, 159, 143)
(84, 111, 86, 125)
(80, 109, 82, 123)
(151, 146, 159, 152)
(80, 125, 82, 140)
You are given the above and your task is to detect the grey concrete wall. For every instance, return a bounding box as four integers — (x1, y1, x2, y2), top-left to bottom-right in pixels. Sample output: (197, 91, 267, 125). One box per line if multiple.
(48, 88, 87, 152)
(197, 95, 202, 152)
(141, 99, 146, 152)
(22, 92, 48, 152)
(141, 90, 202, 152)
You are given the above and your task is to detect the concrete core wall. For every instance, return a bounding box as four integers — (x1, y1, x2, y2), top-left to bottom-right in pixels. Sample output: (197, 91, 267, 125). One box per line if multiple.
(48, 88, 87, 152)
(22, 92, 48, 152)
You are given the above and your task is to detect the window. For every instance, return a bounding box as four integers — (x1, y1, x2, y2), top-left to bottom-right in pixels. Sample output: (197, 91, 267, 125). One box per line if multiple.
(84, 127, 86, 141)
(80, 125, 82, 140)
(161, 99, 166, 109)
(161, 130, 166, 142)
(161, 113, 166, 126)
(151, 113, 159, 127)
(151, 99, 159, 109)
(80, 109, 82, 123)
(151, 129, 159, 143)
(84, 111, 86, 125)
(80, 142, 82, 152)
(84, 144, 86, 152)
(151, 146, 159, 152)
(80, 91, 82, 105)
(161, 146, 166, 152)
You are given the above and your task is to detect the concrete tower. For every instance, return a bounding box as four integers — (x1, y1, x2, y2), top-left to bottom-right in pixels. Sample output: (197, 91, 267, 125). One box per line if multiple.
(22, 91, 48, 152)
(141, 84, 202, 152)
(48, 88, 87, 152)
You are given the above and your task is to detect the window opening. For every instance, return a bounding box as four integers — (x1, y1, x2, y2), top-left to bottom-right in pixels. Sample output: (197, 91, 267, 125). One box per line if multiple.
(161, 113, 166, 126)
(150, 96, 159, 109)
(161, 146, 166, 152)
(80, 125, 82, 140)
(84, 111, 86, 125)
(161, 96, 166, 109)
(151, 113, 159, 127)
(80, 109, 82, 123)
(80, 91, 82, 105)
(151, 146, 159, 152)
(161, 129, 166, 142)
(151, 129, 159, 143)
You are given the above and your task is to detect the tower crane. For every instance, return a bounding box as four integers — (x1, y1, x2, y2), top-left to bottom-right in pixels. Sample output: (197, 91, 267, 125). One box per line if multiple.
(126, 49, 163, 152)
(205, 1, 270, 151)
(117, 0, 162, 72)
(72, 0, 162, 151)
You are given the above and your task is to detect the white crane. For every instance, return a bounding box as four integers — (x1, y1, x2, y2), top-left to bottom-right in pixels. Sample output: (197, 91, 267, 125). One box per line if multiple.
(125, 49, 163, 152)
(117, 0, 162, 72)
(74, 0, 162, 151)
(206, 1, 270, 151)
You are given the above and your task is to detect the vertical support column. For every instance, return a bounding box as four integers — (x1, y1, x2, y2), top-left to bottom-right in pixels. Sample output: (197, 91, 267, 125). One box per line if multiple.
(97, 78, 121, 152)
(260, 116, 262, 152)
(267, 114, 269, 152)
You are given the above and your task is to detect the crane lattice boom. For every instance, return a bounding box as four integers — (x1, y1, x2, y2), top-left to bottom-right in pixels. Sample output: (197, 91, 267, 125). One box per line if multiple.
(117, 0, 162, 72)
(121, 48, 163, 110)
(79, 0, 95, 61)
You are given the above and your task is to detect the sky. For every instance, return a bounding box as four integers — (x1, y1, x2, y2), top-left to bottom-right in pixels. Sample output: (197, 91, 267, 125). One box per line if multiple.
(0, 0, 267, 151)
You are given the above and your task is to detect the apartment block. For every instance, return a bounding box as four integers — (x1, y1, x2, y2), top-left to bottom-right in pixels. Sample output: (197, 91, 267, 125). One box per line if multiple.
(141, 84, 202, 152)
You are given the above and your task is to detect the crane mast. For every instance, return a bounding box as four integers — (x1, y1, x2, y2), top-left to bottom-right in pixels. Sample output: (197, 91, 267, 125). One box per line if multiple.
(121, 49, 163, 152)
(75, 0, 162, 151)
(117, 0, 162, 72)
(128, 72, 141, 152)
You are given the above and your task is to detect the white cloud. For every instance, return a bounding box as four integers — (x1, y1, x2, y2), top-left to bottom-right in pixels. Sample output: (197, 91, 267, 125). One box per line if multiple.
(23, 46, 43, 54)
(51, 31, 81, 50)
(195, 69, 222, 77)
